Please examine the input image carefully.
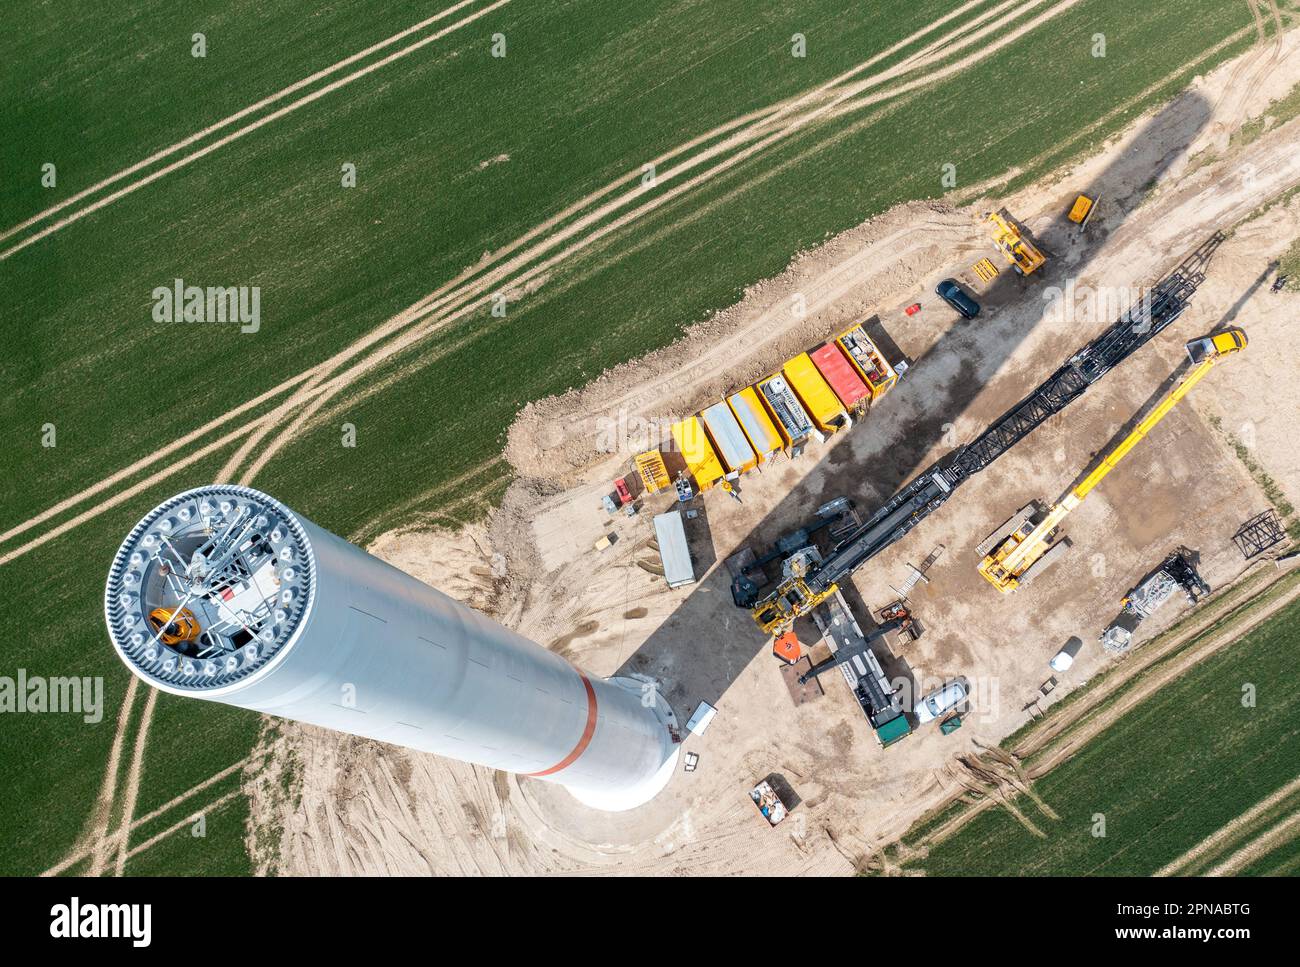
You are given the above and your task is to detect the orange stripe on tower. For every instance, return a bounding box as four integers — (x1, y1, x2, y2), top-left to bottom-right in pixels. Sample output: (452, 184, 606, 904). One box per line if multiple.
(525, 674, 598, 777)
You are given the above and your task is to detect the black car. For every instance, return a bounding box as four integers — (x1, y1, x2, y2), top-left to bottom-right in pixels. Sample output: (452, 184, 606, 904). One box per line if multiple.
(936, 279, 980, 319)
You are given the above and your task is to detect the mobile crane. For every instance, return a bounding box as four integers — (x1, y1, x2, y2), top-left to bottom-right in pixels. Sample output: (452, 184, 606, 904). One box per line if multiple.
(978, 327, 1247, 593)
(736, 235, 1223, 636)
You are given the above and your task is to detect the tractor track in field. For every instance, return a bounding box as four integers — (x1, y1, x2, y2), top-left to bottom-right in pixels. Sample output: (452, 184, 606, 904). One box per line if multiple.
(28, 5, 1299, 875)
(2, 0, 1074, 572)
(0, 0, 511, 261)
(35, 0, 1061, 875)
(907, 560, 1300, 861)
(1204, 808, 1300, 875)
(1155, 772, 1300, 876)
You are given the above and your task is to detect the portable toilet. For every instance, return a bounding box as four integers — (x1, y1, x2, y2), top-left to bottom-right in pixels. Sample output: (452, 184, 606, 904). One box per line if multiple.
(727, 386, 784, 463)
(783, 353, 851, 434)
(701, 401, 757, 475)
(836, 325, 898, 401)
(756, 374, 821, 451)
(810, 342, 870, 414)
(670, 416, 726, 491)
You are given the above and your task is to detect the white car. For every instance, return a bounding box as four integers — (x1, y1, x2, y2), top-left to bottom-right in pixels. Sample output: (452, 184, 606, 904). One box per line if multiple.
(915, 681, 967, 724)
(1049, 649, 1075, 672)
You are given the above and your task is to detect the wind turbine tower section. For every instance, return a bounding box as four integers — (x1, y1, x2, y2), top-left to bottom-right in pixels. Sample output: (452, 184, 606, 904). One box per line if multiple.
(104, 485, 679, 811)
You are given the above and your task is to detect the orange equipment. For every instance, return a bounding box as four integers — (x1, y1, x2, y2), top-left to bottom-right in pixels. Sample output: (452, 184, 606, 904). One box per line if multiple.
(772, 631, 801, 664)
(147, 607, 201, 645)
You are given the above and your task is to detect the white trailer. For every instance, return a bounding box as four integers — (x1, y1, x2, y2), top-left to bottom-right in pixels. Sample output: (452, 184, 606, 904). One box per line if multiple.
(654, 510, 696, 589)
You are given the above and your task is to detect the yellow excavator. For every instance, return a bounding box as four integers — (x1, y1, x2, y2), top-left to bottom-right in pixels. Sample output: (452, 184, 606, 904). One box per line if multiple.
(987, 211, 1046, 276)
(977, 327, 1247, 594)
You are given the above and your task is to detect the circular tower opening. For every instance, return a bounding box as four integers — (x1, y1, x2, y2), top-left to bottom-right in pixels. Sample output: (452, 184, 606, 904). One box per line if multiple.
(104, 485, 316, 695)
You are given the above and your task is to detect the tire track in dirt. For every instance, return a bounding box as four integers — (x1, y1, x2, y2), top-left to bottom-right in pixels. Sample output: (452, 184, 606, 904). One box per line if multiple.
(59, 675, 138, 878)
(44, 750, 266, 876)
(124, 790, 243, 862)
(0, 0, 485, 244)
(111, 685, 158, 876)
(1202, 1, 1284, 148)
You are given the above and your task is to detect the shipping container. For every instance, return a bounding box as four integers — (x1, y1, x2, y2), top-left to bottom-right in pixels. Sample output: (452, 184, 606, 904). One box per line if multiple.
(670, 416, 725, 491)
(653, 510, 695, 589)
(757, 375, 819, 449)
(810, 342, 870, 411)
(727, 387, 784, 463)
(701, 401, 758, 474)
(783, 353, 851, 433)
(836, 325, 898, 400)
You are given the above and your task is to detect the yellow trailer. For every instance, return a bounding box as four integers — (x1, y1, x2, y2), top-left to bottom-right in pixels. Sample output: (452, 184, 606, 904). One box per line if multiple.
(757, 374, 820, 449)
(701, 401, 759, 475)
(670, 416, 726, 491)
(783, 353, 851, 434)
(727, 387, 784, 463)
(835, 325, 898, 401)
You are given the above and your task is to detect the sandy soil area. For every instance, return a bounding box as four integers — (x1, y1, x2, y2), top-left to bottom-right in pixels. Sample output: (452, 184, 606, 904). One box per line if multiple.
(247, 30, 1300, 876)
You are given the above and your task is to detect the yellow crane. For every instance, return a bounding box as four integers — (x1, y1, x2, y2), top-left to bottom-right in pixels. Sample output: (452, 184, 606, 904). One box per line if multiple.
(977, 328, 1247, 594)
(987, 211, 1046, 276)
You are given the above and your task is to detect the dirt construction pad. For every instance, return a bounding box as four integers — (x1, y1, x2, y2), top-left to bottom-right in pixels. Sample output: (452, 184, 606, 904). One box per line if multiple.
(247, 31, 1300, 875)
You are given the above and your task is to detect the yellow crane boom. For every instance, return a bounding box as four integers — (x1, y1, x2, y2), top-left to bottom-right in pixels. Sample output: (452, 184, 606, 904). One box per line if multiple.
(977, 328, 1247, 593)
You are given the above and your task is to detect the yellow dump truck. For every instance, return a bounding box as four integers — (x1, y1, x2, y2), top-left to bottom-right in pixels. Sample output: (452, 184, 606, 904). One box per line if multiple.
(783, 353, 851, 434)
(727, 387, 784, 463)
(670, 416, 726, 491)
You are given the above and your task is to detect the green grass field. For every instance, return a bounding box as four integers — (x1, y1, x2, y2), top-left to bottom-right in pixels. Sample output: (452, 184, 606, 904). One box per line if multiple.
(0, 0, 1265, 874)
(901, 597, 1300, 876)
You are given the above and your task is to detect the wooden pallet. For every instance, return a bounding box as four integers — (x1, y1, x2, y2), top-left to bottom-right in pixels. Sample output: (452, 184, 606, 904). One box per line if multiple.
(972, 257, 999, 283)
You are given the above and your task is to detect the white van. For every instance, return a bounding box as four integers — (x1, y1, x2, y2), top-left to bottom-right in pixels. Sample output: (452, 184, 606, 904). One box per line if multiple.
(915, 681, 967, 724)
